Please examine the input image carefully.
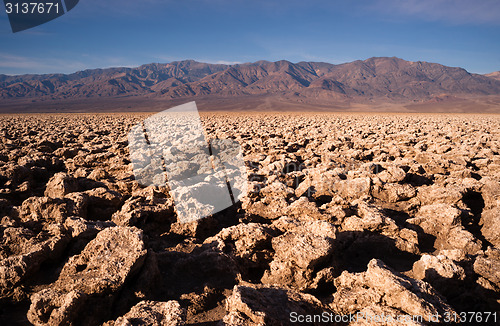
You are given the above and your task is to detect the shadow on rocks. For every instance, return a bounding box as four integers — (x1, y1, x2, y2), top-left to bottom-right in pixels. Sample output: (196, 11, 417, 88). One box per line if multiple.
(423, 268, 500, 314)
(331, 231, 421, 274)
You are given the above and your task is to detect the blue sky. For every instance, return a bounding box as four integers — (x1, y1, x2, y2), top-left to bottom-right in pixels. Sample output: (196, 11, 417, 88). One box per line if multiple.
(0, 0, 499, 75)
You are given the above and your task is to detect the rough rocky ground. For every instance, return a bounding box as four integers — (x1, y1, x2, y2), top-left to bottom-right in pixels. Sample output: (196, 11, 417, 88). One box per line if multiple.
(0, 112, 499, 325)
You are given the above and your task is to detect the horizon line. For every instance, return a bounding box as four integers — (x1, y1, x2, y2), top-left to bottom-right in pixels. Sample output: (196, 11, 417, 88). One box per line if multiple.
(1, 56, 497, 77)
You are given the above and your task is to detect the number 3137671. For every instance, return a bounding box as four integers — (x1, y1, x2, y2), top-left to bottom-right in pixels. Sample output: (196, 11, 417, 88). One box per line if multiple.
(5, 2, 60, 14)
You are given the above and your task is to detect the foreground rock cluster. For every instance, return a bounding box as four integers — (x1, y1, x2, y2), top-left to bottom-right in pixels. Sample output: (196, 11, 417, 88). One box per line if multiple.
(0, 113, 499, 325)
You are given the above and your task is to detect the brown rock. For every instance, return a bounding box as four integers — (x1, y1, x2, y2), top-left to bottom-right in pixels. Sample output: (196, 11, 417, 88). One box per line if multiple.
(332, 259, 455, 321)
(112, 195, 175, 229)
(437, 226, 482, 255)
(481, 177, 500, 208)
(417, 184, 464, 206)
(242, 196, 289, 220)
(285, 197, 327, 220)
(343, 201, 399, 234)
(112, 300, 186, 326)
(63, 216, 114, 238)
(480, 207, 500, 247)
(262, 220, 335, 290)
(408, 203, 482, 254)
(28, 289, 86, 326)
(44, 172, 79, 198)
(87, 167, 109, 181)
(333, 177, 371, 200)
(474, 247, 500, 289)
(378, 165, 406, 183)
(27, 226, 146, 325)
(0, 229, 68, 298)
(409, 204, 462, 233)
(412, 253, 465, 284)
(375, 183, 416, 202)
(20, 195, 87, 223)
(205, 223, 273, 261)
(84, 187, 123, 220)
(222, 283, 328, 326)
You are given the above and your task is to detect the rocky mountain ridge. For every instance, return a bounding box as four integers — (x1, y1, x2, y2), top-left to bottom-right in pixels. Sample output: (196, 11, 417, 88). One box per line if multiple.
(2, 57, 499, 106)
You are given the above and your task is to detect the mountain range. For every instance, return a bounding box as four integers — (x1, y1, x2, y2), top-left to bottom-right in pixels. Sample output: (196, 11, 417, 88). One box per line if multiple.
(1, 57, 499, 112)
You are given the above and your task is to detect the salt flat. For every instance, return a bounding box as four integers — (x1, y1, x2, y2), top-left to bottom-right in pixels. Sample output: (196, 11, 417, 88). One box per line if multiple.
(0, 112, 499, 325)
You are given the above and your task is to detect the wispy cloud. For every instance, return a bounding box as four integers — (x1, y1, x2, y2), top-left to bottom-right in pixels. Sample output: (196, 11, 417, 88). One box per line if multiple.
(296, 54, 353, 65)
(212, 60, 241, 65)
(0, 51, 244, 75)
(0, 53, 86, 74)
(0, 53, 142, 75)
(150, 54, 242, 65)
(74, 0, 177, 18)
(369, 0, 500, 25)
